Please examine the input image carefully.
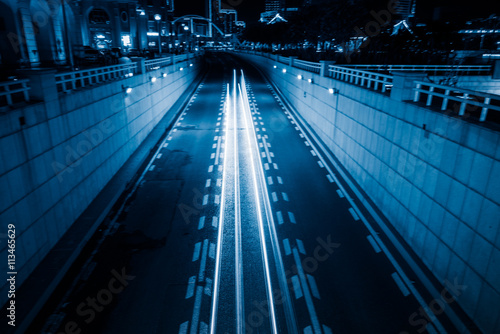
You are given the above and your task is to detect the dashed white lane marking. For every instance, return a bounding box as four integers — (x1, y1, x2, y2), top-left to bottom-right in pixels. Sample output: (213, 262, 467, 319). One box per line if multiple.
(349, 208, 360, 221)
(276, 211, 284, 225)
(310, 150, 316, 157)
(305, 141, 310, 146)
(293, 248, 322, 333)
(318, 161, 325, 168)
(211, 153, 216, 159)
(273, 163, 279, 170)
(336, 189, 344, 198)
(173, 129, 178, 132)
(297, 239, 306, 255)
(282, 192, 289, 201)
(264, 163, 270, 170)
(283, 238, 291, 256)
(291, 276, 303, 299)
(272, 192, 278, 202)
(157, 153, 163, 159)
(193, 242, 201, 261)
(214, 195, 220, 204)
(300, 134, 304, 138)
(267, 176, 273, 185)
(198, 216, 205, 230)
(295, 126, 300, 131)
(202, 195, 208, 206)
(217, 178, 222, 187)
(277, 176, 283, 184)
(323, 325, 333, 334)
(205, 179, 211, 188)
(261, 152, 266, 158)
(185, 276, 196, 299)
(392, 272, 411, 297)
(326, 174, 334, 183)
(179, 321, 189, 334)
(212, 216, 218, 228)
(307, 274, 321, 299)
(212, 144, 217, 149)
(209, 243, 216, 259)
(367, 235, 382, 253)
(288, 212, 296, 224)
(208, 165, 213, 173)
(168, 136, 173, 141)
(149, 165, 156, 172)
(198, 239, 208, 283)
(163, 143, 169, 148)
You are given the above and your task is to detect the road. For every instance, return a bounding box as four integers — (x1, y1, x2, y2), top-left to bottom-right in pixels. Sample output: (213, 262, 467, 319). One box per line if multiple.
(33, 53, 458, 334)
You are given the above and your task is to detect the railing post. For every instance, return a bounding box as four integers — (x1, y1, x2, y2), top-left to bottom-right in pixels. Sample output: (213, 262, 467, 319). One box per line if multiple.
(459, 94, 469, 116)
(289, 56, 297, 68)
(390, 71, 427, 102)
(320, 60, 335, 77)
(441, 89, 450, 110)
(132, 57, 146, 74)
(480, 97, 490, 121)
(17, 68, 60, 116)
(493, 60, 500, 79)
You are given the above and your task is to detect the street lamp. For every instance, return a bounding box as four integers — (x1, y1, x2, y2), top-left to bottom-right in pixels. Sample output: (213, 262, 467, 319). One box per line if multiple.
(154, 14, 162, 56)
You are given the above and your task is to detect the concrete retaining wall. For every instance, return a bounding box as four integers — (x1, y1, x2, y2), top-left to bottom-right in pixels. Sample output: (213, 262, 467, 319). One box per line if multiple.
(0, 58, 202, 304)
(240, 53, 500, 333)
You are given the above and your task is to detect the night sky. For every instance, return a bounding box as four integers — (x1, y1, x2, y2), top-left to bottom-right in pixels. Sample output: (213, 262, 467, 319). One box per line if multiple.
(174, 0, 499, 23)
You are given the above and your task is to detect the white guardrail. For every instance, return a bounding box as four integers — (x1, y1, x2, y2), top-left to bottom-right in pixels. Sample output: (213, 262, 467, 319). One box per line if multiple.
(0, 79, 30, 106)
(414, 81, 500, 122)
(294, 59, 321, 74)
(144, 56, 173, 71)
(328, 65, 393, 93)
(55, 63, 137, 93)
(340, 64, 492, 75)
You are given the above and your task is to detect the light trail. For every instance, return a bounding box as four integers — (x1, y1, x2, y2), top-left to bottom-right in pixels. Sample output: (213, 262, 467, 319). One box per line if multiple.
(238, 77, 278, 334)
(210, 83, 231, 334)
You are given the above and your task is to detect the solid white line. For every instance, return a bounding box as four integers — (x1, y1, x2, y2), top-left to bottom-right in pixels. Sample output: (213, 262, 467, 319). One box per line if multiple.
(367, 235, 382, 253)
(348, 208, 360, 221)
(391, 272, 411, 297)
(199, 239, 209, 283)
(291, 275, 303, 299)
(276, 211, 284, 225)
(296, 239, 306, 255)
(307, 275, 321, 300)
(283, 238, 291, 256)
(336, 189, 344, 198)
(190, 286, 204, 334)
(288, 212, 296, 224)
(293, 248, 321, 334)
(193, 242, 202, 261)
(185, 276, 196, 299)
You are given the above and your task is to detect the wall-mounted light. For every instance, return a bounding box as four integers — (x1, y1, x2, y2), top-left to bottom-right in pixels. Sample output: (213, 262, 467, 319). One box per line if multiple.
(154, 14, 161, 21)
(151, 76, 157, 83)
(308, 78, 313, 84)
(282, 68, 286, 73)
(189, 63, 193, 67)
(329, 88, 339, 94)
(122, 85, 132, 94)
(273, 65, 277, 69)
(297, 75, 302, 80)
(162, 72, 167, 78)
(180, 67, 184, 71)
(329, 88, 334, 94)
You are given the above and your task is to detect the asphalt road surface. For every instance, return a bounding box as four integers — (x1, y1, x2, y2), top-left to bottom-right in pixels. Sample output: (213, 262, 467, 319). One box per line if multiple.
(34, 53, 459, 334)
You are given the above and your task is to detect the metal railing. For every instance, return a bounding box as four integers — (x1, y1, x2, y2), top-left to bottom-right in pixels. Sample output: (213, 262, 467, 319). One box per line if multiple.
(328, 65, 393, 93)
(414, 81, 500, 122)
(278, 55, 289, 64)
(55, 63, 137, 93)
(294, 59, 321, 74)
(145, 56, 173, 71)
(0, 79, 30, 107)
(340, 64, 491, 75)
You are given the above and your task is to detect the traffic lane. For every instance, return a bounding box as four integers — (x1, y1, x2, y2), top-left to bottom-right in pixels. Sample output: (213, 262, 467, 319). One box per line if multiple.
(241, 72, 429, 333)
(83, 67, 225, 333)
